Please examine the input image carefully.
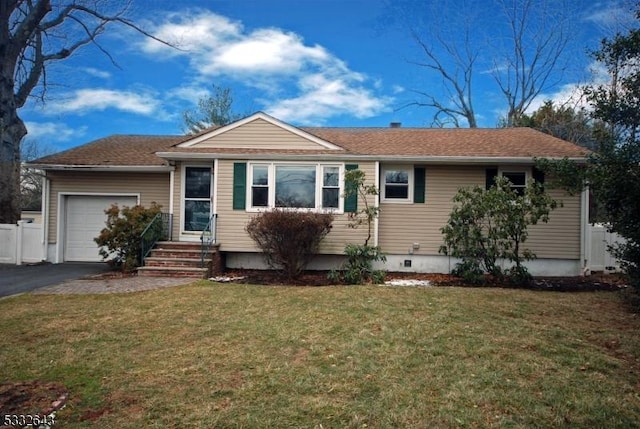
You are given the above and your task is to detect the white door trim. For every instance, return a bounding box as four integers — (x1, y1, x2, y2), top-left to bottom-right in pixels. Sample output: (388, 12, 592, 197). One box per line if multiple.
(179, 163, 214, 242)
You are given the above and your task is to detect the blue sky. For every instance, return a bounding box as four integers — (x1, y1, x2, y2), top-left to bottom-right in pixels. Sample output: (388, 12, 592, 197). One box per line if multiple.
(20, 0, 637, 152)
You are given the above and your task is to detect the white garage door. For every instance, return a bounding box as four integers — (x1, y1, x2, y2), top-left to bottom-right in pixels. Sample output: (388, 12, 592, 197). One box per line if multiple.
(64, 195, 137, 262)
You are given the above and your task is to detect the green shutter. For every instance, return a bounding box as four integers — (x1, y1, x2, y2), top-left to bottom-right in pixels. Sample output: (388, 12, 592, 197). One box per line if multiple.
(532, 166, 545, 190)
(486, 168, 498, 190)
(233, 162, 247, 210)
(344, 164, 359, 213)
(414, 166, 426, 203)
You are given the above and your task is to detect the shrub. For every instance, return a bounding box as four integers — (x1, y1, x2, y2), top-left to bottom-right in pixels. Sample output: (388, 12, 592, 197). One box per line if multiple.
(329, 244, 386, 285)
(330, 169, 386, 284)
(440, 176, 558, 285)
(450, 259, 486, 285)
(245, 209, 333, 280)
(94, 202, 163, 271)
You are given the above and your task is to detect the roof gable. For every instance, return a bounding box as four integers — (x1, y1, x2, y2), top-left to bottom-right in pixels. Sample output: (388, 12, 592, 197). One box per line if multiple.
(177, 112, 343, 151)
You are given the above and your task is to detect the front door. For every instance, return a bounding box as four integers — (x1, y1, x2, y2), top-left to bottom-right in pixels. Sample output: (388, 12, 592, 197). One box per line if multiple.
(183, 166, 212, 232)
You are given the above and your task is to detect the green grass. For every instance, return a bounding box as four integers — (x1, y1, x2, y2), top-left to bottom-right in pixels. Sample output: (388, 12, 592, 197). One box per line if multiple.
(1, 283, 639, 428)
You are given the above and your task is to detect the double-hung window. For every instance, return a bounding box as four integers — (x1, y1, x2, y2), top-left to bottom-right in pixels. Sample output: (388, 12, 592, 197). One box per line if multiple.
(248, 163, 342, 211)
(382, 166, 413, 202)
(502, 171, 527, 196)
(251, 164, 269, 207)
(322, 166, 340, 208)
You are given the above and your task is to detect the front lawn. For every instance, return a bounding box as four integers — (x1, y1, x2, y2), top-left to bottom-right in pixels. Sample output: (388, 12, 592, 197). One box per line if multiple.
(1, 283, 639, 428)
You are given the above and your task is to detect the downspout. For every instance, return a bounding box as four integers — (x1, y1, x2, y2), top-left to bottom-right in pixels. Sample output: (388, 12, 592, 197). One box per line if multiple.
(212, 159, 219, 214)
(212, 159, 219, 244)
(41, 173, 49, 262)
(169, 167, 175, 240)
(580, 185, 591, 276)
(374, 161, 380, 247)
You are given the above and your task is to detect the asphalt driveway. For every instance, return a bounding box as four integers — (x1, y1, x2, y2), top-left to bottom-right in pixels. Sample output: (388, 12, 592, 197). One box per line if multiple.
(0, 262, 111, 297)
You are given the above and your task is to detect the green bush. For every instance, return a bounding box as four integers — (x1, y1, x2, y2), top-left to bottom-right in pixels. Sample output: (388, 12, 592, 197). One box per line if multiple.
(330, 244, 386, 285)
(451, 259, 486, 285)
(246, 209, 333, 280)
(440, 176, 558, 286)
(94, 202, 163, 271)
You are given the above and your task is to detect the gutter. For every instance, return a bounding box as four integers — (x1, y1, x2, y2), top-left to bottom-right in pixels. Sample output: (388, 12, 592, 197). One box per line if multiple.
(154, 152, 588, 164)
(26, 164, 175, 172)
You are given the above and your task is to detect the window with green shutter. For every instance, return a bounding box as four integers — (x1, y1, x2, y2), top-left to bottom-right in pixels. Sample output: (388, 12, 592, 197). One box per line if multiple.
(344, 164, 358, 213)
(233, 162, 247, 210)
(414, 166, 426, 203)
(486, 168, 498, 190)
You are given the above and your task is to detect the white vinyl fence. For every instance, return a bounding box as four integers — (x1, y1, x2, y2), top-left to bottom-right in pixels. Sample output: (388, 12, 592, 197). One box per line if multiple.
(589, 224, 625, 273)
(0, 221, 44, 264)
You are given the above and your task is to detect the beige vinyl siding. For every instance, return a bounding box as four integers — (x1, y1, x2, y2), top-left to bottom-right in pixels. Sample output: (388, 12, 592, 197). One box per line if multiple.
(214, 160, 372, 253)
(378, 165, 481, 255)
(194, 118, 330, 150)
(47, 171, 170, 244)
(526, 189, 580, 259)
(378, 165, 581, 259)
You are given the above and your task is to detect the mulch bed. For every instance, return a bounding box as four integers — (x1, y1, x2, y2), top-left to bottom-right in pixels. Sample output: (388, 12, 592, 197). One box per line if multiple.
(217, 269, 629, 292)
(0, 381, 67, 428)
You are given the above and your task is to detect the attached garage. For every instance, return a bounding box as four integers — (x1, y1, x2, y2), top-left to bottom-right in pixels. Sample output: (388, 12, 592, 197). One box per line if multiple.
(63, 195, 138, 261)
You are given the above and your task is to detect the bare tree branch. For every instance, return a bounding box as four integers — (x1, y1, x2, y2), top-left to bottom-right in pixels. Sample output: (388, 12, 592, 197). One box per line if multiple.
(391, 0, 575, 128)
(407, 25, 478, 127)
(492, 0, 572, 126)
(0, 0, 178, 223)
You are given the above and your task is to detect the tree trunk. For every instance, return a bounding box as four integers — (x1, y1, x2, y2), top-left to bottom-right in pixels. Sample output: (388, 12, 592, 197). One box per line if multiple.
(0, 106, 26, 224)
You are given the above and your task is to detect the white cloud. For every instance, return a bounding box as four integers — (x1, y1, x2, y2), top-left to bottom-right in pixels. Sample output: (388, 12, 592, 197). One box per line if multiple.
(525, 60, 616, 115)
(524, 83, 589, 117)
(584, 2, 637, 30)
(139, 9, 391, 123)
(209, 29, 330, 75)
(81, 67, 111, 79)
(48, 89, 160, 115)
(166, 85, 211, 104)
(266, 73, 392, 124)
(25, 121, 87, 142)
(141, 10, 243, 55)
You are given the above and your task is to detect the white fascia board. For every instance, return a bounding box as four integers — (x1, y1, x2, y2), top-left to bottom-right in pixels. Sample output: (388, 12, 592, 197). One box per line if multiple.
(28, 164, 175, 172)
(177, 112, 343, 150)
(155, 152, 587, 164)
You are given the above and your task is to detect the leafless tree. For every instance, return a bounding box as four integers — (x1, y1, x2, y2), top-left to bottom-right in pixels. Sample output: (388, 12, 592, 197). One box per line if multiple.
(408, 24, 478, 128)
(393, 0, 576, 128)
(0, 0, 171, 224)
(492, 0, 573, 126)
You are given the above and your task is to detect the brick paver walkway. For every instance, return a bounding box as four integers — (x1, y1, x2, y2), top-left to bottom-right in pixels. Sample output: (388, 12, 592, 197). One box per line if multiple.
(32, 276, 196, 295)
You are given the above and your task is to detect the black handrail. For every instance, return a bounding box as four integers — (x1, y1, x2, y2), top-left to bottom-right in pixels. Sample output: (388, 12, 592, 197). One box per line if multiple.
(140, 212, 172, 266)
(200, 213, 218, 268)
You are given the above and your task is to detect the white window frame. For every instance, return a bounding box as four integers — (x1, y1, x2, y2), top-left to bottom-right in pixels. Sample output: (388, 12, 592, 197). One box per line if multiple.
(321, 165, 341, 210)
(381, 165, 413, 203)
(499, 167, 529, 196)
(247, 162, 344, 213)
